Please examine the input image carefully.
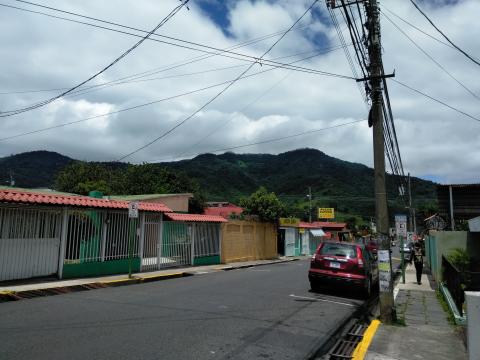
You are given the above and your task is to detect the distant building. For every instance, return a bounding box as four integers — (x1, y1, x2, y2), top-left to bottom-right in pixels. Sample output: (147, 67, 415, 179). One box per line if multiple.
(204, 202, 243, 219)
(110, 193, 193, 213)
(437, 184, 480, 230)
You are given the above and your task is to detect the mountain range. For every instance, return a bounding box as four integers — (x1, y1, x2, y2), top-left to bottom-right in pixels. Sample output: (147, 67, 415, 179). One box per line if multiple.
(0, 149, 437, 217)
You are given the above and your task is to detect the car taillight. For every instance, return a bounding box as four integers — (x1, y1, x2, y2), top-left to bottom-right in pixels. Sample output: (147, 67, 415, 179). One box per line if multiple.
(357, 247, 364, 268)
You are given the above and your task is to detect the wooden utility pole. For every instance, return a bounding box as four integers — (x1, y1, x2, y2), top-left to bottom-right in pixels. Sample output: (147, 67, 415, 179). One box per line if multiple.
(365, 0, 394, 323)
(308, 186, 312, 223)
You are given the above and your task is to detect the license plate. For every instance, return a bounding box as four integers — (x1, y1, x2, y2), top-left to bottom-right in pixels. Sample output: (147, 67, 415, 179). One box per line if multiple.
(330, 261, 341, 269)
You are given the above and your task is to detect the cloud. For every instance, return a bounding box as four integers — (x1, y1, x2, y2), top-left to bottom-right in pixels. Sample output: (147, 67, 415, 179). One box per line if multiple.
(0, 0, 479, 185)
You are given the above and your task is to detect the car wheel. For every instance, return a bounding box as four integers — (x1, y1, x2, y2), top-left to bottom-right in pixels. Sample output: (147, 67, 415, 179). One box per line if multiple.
(363, 277, 372, 299)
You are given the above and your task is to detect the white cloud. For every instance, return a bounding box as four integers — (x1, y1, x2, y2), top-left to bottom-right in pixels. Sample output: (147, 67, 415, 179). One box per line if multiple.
(0, 0, 479, 184)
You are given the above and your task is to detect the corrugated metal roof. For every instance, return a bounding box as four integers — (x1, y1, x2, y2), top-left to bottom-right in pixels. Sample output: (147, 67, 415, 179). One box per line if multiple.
(0, 189, 172, 212)
(164, 213, 227, 223)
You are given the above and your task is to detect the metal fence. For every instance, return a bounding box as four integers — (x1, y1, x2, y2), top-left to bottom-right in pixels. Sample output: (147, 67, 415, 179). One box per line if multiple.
(64, 210, 139, 264)
(0, 206, 62, 281)
(1, 204, 223, 281)
(193, 223, 220, 258)
(442, 255, 464, 315)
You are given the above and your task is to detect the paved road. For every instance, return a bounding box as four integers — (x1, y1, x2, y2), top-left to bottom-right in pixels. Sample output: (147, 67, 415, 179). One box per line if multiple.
(0, 259, 365, 360)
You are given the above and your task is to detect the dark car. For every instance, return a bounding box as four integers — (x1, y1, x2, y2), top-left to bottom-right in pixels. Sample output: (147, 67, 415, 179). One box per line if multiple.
(308, 241, 378, 298)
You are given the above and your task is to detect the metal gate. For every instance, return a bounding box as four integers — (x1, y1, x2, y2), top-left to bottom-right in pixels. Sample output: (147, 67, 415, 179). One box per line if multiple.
(0, 206, 62, 281)
(142, 217, 192, 271)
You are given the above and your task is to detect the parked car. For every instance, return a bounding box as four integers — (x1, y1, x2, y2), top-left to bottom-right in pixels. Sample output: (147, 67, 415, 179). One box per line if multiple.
(309, 241, 378, 298)
(353, 236, 379, 255)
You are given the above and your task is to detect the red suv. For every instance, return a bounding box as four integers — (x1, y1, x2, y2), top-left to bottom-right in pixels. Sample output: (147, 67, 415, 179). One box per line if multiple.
(308, 241, 378, 297)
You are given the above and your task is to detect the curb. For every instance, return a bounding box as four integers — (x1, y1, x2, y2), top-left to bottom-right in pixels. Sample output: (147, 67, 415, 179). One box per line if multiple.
(351, 319, 381, 360)
(219, 258, 299, 271)
(0, 272, 192, 303)
(306, 294, 379, 359)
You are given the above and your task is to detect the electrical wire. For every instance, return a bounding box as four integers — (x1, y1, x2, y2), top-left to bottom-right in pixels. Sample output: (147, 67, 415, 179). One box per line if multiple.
(151, 119, 365, 163)
(115, 0, 321, 161)
(0, 1, 343, 95)
(409, 0, 480, 67)
(0, 1, 190, 117)
(382, 11, 480, 101)
(391, 79, 480, 123)
(0, 21, 311, 96)
(0, 49, 350, 142)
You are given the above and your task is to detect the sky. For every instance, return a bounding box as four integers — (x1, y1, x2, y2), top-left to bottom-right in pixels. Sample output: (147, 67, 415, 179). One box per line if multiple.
(0, 0, 479, 184)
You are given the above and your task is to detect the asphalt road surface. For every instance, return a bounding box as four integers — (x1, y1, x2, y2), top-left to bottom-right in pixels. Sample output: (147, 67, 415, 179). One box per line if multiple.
(0, 260, 365, 360)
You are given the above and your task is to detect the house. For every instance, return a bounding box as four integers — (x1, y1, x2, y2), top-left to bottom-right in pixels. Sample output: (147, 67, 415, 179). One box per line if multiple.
(0, 188, 225, 282)
(110, 193, 193, 213)
(204, 201, 243, 219)
(278, 221, 348, 257)
(437, 183, 480, 230)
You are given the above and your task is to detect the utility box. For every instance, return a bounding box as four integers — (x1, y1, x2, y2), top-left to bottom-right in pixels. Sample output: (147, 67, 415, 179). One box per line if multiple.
(465, 291, 480, 360)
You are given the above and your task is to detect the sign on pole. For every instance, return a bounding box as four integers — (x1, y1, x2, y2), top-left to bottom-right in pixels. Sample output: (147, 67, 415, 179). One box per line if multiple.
(407, 232, 414, 243)
(395, 214, 407, 237)
(279, 218, 300, 227)
(128, 201, 139, 218)
(318, 208, 335, 219)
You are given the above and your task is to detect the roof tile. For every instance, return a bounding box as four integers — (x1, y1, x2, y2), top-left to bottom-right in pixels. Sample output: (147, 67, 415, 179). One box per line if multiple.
(165, 213, 227, 223)
(0, 189, 172, 213)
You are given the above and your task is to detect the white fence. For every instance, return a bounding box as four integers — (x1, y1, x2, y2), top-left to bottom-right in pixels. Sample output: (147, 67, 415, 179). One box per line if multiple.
(0, 205, 222, 281)
(0, 206, 62, 281)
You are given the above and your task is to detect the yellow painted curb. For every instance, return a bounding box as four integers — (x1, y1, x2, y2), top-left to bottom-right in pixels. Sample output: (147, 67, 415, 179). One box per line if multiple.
(0, 291, 15, 295)
(140, 272, 184, 280)
(352, 320, 381, 360)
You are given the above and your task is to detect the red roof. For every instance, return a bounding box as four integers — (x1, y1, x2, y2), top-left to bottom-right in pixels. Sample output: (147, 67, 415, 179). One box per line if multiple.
(299, 221, 346, 229)
(0, 189, 172, 212)
(164, 213, 227, 223)
(204, 204, 243, 219)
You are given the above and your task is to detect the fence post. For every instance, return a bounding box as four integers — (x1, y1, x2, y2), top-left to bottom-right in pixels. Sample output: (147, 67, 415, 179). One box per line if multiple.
(138, 212, 145, 271)
(100, 211, 107, 262)
(218, 224, 222, 263)
(191, 223, 196, 266)
(158, 214, 163, 270)
(57, 208, 68, 279)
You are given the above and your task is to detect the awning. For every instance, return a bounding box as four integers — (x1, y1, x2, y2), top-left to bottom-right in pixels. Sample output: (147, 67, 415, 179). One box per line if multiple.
(310, 229, 326, 237)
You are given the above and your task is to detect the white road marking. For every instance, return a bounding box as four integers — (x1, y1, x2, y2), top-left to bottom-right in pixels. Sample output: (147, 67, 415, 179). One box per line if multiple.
(289, 294, 356, 307)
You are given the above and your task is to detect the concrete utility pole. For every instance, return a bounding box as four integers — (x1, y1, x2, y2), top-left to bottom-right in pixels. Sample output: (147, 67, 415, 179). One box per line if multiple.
(408, 173, 416, 233)
(308, 186, 312, 223)
(365, 0, 394, 323)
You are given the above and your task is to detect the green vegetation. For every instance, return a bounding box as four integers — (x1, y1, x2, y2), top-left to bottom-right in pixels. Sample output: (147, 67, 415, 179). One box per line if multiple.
(55, 162, 206, 213)
(447, 248, 471, 272)
(436, 289, 456, 326)
(239, 187, 286, 222)
(1, 148, 438, 220)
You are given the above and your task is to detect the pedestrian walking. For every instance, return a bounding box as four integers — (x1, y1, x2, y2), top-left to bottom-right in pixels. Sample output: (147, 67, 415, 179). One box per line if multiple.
(413, 242, 423, 285)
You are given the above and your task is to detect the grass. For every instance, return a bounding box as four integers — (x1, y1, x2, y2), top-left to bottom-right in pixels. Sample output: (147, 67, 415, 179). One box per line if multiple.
(436, 289, 456, 326)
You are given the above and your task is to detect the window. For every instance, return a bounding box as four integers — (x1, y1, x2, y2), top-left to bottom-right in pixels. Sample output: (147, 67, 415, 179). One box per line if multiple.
(320, 243, 356, 258)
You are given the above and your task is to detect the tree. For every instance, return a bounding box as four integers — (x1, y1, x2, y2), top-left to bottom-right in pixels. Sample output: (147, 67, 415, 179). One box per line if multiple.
(240, 187, 286, 222)
(54, 162, 206, 212)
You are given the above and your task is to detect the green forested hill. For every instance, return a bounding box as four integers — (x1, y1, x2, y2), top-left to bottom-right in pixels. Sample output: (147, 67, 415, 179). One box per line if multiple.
(0, 148, 437, 219)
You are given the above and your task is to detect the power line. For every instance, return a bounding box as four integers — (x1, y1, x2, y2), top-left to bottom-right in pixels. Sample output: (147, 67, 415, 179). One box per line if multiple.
(0, 42, 348, 142)
(382, 11, 480, 101)
(0, 23, 317, 97)
(0, 1, 343, 94)
(0, 1, 190, 117)
(391, 79, 480, 123)
(116, 0, 321, 161)
(151, 119, 365, 163)
(409, 0, 480, 67)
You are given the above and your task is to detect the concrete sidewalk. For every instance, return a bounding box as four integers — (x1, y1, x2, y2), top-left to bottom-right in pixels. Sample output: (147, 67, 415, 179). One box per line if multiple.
(365, 264, 467, 360)
(0, 257, 302, 299)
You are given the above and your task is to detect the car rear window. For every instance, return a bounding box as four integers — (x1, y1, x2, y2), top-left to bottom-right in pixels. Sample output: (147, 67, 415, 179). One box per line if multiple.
(320, 243, 357, 258)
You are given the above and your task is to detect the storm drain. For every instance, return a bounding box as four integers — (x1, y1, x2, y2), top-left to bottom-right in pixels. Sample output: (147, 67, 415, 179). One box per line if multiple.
(329, 323, 367, 359)
(0, 283, 109, 302)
